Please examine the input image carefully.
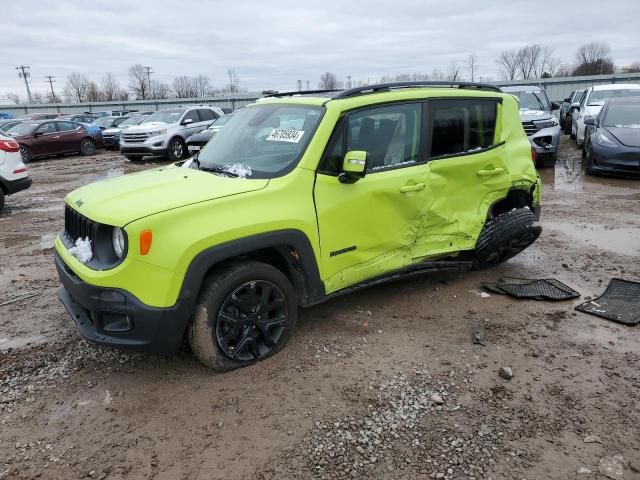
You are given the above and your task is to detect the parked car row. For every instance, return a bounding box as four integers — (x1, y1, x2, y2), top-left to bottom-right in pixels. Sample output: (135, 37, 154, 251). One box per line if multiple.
(560, 83, 640, 176)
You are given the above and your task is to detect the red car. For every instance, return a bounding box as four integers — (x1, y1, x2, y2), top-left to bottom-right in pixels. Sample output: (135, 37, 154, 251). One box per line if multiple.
(7, 120, 103, 163)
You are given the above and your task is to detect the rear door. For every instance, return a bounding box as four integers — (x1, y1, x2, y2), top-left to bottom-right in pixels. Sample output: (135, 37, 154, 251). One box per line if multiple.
(416, 97, 510, 257)
(314, 102, 427, 293)
(55, 121, 84, 153)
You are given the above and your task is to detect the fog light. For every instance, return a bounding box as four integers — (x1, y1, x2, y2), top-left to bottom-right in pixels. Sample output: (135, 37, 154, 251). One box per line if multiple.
(100, 313, 132, 333)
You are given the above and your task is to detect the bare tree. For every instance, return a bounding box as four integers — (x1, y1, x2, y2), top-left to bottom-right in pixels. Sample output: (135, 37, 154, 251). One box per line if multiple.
(173, 75, 197, 98)
(128, 64, 149, 100)
(64, 72, 91, 103)
(194, 74, 210, 97)
(318, 72, 341, 90)
(149, 79, 170, 99)
(628, 62, 640, 73)
(46, 91, 61, 103)
(538, 46, 562, 78)
(466, 53, 479, 82)
(446, 61, 460, 81)
(517, 44, 542, 80)
(226, 69, 240, 93)
(86, 81, 102, 102)
(573, 42, 614, 75)
(32, 92, 44, 104)
(102, 73, 122, 101)
(496, 50, 519, 80)
(5, 92, 21, 105)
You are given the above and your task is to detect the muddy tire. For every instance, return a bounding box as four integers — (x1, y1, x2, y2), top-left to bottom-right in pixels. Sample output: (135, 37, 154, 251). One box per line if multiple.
(20, 145, 31, 164)
(0, 189, 4, 213)
(474, 208, 541, 269)
(124, 155, 143, 162)
(80, 138, 96, 156)
(563, 116, 572, 135)
(188, 261, 298, 372)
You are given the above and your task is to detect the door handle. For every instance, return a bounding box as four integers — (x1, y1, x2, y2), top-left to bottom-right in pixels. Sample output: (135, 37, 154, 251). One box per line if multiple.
(477, 168, 504, 177)
(399, 183, 425, 193)
(53, 136, 60, 139)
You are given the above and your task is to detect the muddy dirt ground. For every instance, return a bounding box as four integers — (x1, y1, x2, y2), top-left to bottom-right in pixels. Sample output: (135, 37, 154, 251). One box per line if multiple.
(1, 137, 639, 480)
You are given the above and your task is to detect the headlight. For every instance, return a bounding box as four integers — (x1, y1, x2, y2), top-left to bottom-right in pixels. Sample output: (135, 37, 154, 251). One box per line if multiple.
(112, 227, 125, 258)
(148, 129, 167, 138)
(534, 118, 558, 129)
(596, 132, 617, 148)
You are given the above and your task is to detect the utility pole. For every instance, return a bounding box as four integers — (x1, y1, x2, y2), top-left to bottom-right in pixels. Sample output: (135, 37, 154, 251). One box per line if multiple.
(44, 75, 56, 101)
(347, 75, 352, 89)
(144, 66, 153, 97)
(16, 65, 33, 103)
(297, 79, 302, 91)
(306, 80, 310, 91)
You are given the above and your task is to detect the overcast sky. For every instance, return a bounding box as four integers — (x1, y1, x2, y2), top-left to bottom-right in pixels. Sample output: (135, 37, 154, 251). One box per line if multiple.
(2, 0, 639, 98)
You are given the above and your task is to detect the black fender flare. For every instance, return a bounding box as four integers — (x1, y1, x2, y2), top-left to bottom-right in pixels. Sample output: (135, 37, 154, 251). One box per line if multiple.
(176, 229, 325, 313)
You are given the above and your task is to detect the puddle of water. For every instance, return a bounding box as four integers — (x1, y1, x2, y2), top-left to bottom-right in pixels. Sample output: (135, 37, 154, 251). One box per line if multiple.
(544, 222, 640, 256)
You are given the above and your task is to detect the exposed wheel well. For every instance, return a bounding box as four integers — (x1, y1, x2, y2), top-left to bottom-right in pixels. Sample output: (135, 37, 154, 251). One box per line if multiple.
(490, 189, 533, 218)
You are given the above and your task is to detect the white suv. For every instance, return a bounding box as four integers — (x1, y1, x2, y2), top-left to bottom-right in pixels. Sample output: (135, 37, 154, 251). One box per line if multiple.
(571, 84, 640, 146)
(0, 133, 31, 212)
(119, 105, 224, 161)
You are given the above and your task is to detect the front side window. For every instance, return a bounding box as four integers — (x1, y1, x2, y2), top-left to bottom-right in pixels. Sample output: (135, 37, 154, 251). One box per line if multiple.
(196, 104, 323, 178)
(429, 99, 498, 158)
(36, 122, 56, 134)
(182, 110, 200, 123)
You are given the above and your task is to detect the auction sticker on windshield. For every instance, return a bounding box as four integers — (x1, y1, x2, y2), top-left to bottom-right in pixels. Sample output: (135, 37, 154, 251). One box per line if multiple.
(266, 129, 304, 143)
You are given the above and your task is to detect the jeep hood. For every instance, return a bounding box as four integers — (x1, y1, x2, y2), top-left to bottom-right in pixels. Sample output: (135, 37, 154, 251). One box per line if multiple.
(65, 166, 269, 226)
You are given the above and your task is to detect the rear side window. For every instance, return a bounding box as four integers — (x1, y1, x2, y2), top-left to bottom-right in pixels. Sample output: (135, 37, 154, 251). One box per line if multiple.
(428, 99, 498, 158)
(198, 109, 217, 121)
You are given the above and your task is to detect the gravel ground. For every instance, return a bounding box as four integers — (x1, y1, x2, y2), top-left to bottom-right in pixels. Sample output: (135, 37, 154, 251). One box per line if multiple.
(1, 137, 639, 480)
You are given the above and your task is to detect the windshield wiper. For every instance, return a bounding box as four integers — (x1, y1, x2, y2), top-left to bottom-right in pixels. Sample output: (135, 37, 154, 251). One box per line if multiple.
(198, 163, 238, 177)
(530, 91, 546, 110)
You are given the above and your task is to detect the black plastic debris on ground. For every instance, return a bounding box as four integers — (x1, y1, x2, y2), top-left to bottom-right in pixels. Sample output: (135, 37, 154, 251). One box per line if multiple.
(575, 279, 640, 326)
(484, 277, 580, 301)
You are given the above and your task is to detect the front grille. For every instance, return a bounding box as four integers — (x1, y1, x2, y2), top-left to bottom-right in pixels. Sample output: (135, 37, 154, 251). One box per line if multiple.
(64, 205, 96, 245)
(122, 132, 149, 143)
(521, 121, 540, 136)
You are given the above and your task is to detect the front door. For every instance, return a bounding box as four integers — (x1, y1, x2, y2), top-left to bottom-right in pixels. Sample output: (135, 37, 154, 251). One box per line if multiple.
(314, 102, 427, 293)
(30, 122, 61, 157)
(415, 98, 511, 257)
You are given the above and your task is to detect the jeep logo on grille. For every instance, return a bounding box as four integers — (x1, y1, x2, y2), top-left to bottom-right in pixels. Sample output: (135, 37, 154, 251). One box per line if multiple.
(75, 199, 83, 208)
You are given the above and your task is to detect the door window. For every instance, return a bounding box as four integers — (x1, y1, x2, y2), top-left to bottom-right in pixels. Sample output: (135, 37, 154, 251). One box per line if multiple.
(320, 103, 422, 173)
(198, 109, 217, 121)
(182, 110, 200, 123)
(36, 123, 56, 134)
(56, 121, 78, 132)
(428, 100, 498, 158)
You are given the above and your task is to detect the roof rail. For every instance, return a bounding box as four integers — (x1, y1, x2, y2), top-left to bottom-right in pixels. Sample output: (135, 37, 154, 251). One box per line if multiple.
(334, 81, 502, 98)
(263, 89, 342, 98)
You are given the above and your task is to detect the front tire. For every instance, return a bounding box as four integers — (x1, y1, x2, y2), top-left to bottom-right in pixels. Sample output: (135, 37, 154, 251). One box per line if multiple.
(563, 116, 572, 135)
(80, 138, 96, 156)
(188, 261, 298, 372)
(20, 145, 31, 164)
(167, 137, 187, 162)
(474, 208, 541, 269)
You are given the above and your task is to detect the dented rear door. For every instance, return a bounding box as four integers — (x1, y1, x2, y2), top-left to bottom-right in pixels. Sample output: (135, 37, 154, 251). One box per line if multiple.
(414, 98, 511, 258)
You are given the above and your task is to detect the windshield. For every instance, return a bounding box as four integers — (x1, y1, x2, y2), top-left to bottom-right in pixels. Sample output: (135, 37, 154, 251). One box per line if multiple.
(95, 117, 116, 127)
(7, 122, 38, 136)
(196, 104, 323, 179)
(119, 116, 147, 127)
(588, 89, 640, 106)
(603, 104, 640, 128)
(142, 109, 184, 125)
(508, 89, 550, 111)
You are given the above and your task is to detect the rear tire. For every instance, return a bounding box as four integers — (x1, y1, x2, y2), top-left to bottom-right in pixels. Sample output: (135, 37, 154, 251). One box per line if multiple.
(0, 190, 5, 213)
(188, 261, 298, 372)
(124, 154, 143, 161)
(563, 116, 572, 135)
(474, 208, 541, 269)
(20, 145, 31, 164)
(80, 138, 96, 156)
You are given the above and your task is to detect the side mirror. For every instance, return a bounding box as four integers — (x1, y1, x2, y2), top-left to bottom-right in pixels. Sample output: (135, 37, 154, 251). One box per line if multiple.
(182, 118, 194, 125)
(550, 101, 561, 111)
(339, 150, 368, 184)
(34, 131, 43, 137)
(584, 117, 596, 126)
(570, 102, 581, 111)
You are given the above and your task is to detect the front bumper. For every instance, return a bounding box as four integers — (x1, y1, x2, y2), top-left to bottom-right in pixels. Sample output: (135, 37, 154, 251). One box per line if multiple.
(590, 145, 640, 177)
(1, 175, 32, 195)
(102, 135, 120, 148)
(120, 136, 168, 156)
(55, 252, 188, 353)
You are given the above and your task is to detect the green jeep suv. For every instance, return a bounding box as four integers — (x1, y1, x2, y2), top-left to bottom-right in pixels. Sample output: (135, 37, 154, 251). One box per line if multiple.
(55, 82, 541, 371)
